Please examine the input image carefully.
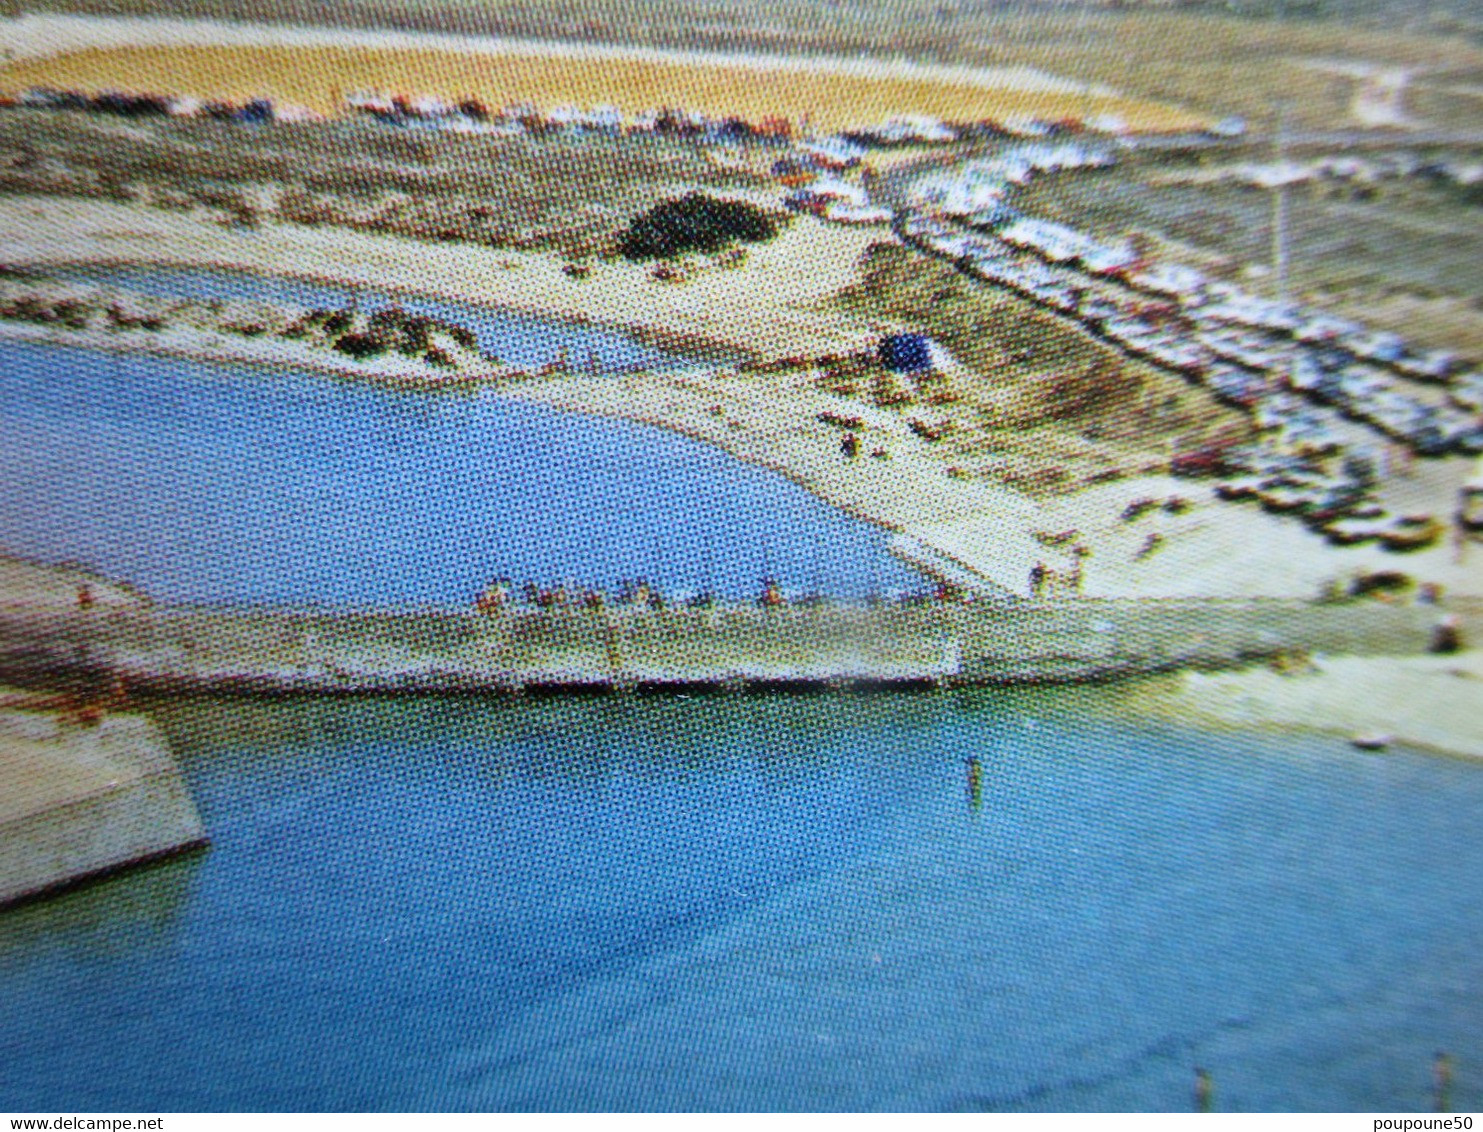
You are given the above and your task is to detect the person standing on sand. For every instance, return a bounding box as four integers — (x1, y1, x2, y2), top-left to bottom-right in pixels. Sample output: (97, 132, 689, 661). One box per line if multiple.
(1430, 613, 1462, 654)
(1397, 443, 1416, 478)
(1070, 545, 1090, 596)
(1029, 562, 1048, 599)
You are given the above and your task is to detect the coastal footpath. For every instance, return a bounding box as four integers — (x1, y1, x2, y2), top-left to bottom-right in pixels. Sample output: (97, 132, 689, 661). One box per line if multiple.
(0, 695, 206, 908)
(2, 552, 1479, 768)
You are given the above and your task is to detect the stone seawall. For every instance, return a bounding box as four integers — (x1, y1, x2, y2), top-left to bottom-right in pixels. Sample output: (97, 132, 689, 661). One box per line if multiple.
(1, 599, 1472, 693)
(0, 708, 207, 907)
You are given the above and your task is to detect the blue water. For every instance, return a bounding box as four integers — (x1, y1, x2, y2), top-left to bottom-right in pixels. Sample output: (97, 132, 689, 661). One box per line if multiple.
(0, 337, 918, 604)
(0, 690, 1480, 1112)
(3, 270, 1481, 1113)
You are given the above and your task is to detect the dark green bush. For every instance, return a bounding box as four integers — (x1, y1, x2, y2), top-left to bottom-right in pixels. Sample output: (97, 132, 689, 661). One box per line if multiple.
(333, 333, 387, 359)
(618, 192, 777, 260)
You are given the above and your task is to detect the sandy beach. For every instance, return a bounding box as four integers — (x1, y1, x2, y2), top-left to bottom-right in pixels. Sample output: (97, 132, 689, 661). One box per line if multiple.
(511, 366, 1483, 600)
(509, 365, 1044, 547)
(0, 304, 499, 391)
(1120, 648, 1483, 762)
(945, 469, 1483, 600)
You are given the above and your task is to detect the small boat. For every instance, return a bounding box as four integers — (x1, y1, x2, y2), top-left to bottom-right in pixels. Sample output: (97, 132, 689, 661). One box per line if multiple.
(1350, 731, 1394, 751)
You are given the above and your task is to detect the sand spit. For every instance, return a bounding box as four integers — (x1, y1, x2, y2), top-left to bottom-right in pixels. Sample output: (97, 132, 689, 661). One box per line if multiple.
(0, 275, 502, 389)
(0, 14, 1205, 133)
(0, 316, 488, 390)
(1121, 648, 1483, 762)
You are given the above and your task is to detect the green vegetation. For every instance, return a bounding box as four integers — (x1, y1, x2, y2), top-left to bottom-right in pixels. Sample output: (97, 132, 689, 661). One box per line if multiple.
(0, 111, 758, 257)
(617, 192, 778, 260)
(828, 242, 1248, 494)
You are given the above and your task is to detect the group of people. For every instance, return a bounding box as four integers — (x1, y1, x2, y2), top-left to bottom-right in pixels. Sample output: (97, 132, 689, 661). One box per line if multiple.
(475, 578, 799, 612)
(1028, 546, 1090, 600)
(474, 577, 969, 612)
(476, 578, 672, 612)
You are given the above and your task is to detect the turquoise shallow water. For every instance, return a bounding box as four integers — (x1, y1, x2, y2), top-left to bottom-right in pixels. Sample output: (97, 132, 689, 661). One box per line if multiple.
(0, 690, 1480, 1112)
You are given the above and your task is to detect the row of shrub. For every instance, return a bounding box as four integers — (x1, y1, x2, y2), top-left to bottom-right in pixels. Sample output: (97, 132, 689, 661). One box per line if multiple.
(284, 307, 481, 367)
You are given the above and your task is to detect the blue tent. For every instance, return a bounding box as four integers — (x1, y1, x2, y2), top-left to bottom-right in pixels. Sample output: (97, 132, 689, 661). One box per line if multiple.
(878, 333, 933, 373)
(236, 99, 274, 124)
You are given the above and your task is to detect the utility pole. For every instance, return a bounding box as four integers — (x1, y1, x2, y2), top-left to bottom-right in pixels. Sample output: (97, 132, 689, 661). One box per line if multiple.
(1077, 3, 1094, 124)
(1271, 100, 1291, 302)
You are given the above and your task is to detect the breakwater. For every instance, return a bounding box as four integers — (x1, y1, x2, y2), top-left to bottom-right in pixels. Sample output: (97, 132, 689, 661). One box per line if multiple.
(0, 599, 1470, 693)
(0, 707, 206, 907)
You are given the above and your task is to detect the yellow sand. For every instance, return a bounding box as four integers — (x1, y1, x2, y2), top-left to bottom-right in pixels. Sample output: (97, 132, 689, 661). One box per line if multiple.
(0, 41, 1205, 133)
(1119, 650, 1483, 761)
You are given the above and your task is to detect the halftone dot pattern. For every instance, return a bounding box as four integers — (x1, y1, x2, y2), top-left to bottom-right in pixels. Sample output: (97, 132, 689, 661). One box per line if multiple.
(0, 0, 1481, 1114)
